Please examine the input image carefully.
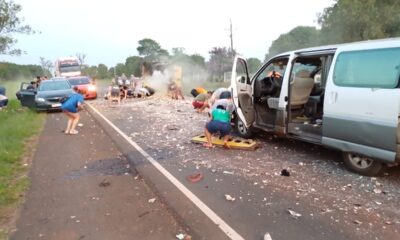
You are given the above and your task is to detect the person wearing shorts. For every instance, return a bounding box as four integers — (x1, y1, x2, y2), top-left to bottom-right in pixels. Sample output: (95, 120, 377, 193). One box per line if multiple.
(61, 86, 84, 135)
(204, 105, 231, 148)
(192, 91, 212, 111)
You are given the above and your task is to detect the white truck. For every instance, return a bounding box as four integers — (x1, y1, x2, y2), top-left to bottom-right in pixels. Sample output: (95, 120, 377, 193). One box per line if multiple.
(54, 57, 81, 77)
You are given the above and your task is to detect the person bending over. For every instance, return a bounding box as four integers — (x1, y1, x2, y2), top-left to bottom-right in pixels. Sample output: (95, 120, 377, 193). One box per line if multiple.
(61, 86, 84, 135)
(192, 91, 212, 111)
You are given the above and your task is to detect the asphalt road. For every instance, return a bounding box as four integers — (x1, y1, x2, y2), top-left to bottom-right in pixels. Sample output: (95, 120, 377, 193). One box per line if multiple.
(10, 110, 186, 240)
(88, 95, 400, 240)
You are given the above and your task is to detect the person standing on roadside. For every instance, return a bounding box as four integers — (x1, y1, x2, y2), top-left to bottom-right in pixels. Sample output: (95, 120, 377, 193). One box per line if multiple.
(35, 76, 41, 88)
(61, 86, 84, 135)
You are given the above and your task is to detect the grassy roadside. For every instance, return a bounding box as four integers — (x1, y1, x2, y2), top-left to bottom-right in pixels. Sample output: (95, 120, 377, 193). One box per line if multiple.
(0, 99, 45, 238)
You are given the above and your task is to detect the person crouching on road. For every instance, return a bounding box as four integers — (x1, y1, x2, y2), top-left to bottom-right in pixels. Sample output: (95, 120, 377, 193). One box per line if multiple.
(191, 87, 207, 98)
(61, 86, 84, 135)
(204, 105, 231, 149)
(192, 91, 212, 112)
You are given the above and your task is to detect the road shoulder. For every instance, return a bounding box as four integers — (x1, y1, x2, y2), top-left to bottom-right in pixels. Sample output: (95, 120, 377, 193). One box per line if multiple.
(11, 110, 184, 240)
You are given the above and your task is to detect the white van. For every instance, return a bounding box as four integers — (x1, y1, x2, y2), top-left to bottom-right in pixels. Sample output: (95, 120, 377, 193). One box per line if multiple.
(231, 38, 400, 176)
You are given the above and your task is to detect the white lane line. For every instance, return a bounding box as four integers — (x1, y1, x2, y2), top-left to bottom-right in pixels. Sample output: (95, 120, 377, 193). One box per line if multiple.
(88, 103, 244, 240)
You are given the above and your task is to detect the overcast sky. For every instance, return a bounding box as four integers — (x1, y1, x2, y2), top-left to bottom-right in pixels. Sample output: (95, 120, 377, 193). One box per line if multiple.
(2, 0, 334, 67)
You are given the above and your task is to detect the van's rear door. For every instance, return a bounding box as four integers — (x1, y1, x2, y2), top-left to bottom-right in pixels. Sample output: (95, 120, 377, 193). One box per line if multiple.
(323, 47, 400, 163)
(230, 56, 255, 127)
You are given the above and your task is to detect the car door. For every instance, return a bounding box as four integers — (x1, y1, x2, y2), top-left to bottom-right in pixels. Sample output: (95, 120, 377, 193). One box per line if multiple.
(323, 47, 400, 162)
(18, 82, 36, 108)
(231, 56, 255, 127)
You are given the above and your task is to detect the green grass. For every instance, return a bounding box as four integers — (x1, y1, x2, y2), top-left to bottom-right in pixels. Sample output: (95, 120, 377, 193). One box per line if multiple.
(0, 99, 45, 237)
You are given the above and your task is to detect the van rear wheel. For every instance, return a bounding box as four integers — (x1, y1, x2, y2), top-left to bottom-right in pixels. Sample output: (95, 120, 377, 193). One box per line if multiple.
(342, 152, 385, 176)
(235, 116, 253, 138)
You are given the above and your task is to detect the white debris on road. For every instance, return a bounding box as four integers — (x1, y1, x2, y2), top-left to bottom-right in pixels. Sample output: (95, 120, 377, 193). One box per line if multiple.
(225, 194, 236, 202)
(287, 209, 302, 219)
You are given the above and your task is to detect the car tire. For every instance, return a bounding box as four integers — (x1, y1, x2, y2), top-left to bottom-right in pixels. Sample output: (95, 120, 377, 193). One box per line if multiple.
(342, 152, 385, 176)
(235, 115, 253, 138)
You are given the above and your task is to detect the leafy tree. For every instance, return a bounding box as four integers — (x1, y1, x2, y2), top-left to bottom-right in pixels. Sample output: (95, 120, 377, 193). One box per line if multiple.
(207, 47, 236, 82)
(125, 56, 142, 77)
(318, 0, 400, 44)
(0, 0, 34, 55)
(97, 63, 108, 79)
(0, 62, 43, 80)
(190, 54, 206, 68)
(137, 38, 169, 62)
(170, 47, 190, 64)
(108, 67, 115, 78)
(265, 26, 320, 61)
(172, 47, 185, 56)
(264, 1, 400, 62)
(247, 58, 262, 75)
(81, 65, 97, 77)
(114, 63, 126, 76)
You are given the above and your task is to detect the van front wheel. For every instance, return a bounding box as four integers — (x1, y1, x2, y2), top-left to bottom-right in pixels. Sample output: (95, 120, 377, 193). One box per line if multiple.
(342, 152, 385, 176)
(235, 116, 253, 138)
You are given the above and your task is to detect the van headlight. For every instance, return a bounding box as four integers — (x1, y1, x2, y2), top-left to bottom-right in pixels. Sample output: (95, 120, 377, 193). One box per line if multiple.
(88, 85, 96, 92)
(36, 97, 45, 102)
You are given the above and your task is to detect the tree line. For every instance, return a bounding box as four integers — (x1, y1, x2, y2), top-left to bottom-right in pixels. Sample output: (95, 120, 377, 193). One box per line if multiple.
(265, 0, 400, 60)
(80, 39, 262, 82)
(0, 62, 52, 80)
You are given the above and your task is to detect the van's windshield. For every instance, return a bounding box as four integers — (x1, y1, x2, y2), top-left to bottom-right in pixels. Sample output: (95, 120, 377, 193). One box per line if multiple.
(255, 58, 289, 82)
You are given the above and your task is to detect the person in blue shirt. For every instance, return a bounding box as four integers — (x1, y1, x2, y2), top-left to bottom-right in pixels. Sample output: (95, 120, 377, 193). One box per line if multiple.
(61, 86, 84, 135)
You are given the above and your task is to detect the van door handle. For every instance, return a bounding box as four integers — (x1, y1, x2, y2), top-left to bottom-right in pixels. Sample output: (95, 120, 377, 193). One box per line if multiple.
(239, 89, 247, 92)
(330, 92, 337, 104)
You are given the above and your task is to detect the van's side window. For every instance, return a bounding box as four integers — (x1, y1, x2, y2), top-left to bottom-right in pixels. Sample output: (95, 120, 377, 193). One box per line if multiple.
(333, 48, 400, 88)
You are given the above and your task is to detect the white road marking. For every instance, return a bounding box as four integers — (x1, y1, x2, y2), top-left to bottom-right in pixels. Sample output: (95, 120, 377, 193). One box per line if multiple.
(87, 103, 245, 240)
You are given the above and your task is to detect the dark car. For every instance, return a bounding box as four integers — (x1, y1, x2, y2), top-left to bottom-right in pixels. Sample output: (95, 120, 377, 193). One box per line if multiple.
(67, 76, 97, 99)
(17, 78, 74, 111)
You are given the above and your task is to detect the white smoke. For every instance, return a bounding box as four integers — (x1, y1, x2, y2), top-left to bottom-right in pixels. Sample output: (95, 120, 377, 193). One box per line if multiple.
(147, 69, 171, 95)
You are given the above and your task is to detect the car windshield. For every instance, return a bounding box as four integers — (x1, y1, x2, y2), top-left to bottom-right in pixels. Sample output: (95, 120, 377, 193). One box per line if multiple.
(68, 78, 90, 85)
(39, 81, 70, 91)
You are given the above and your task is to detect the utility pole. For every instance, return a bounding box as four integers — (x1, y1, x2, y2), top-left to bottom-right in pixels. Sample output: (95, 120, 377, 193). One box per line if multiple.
(229, 19, 234, 52)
